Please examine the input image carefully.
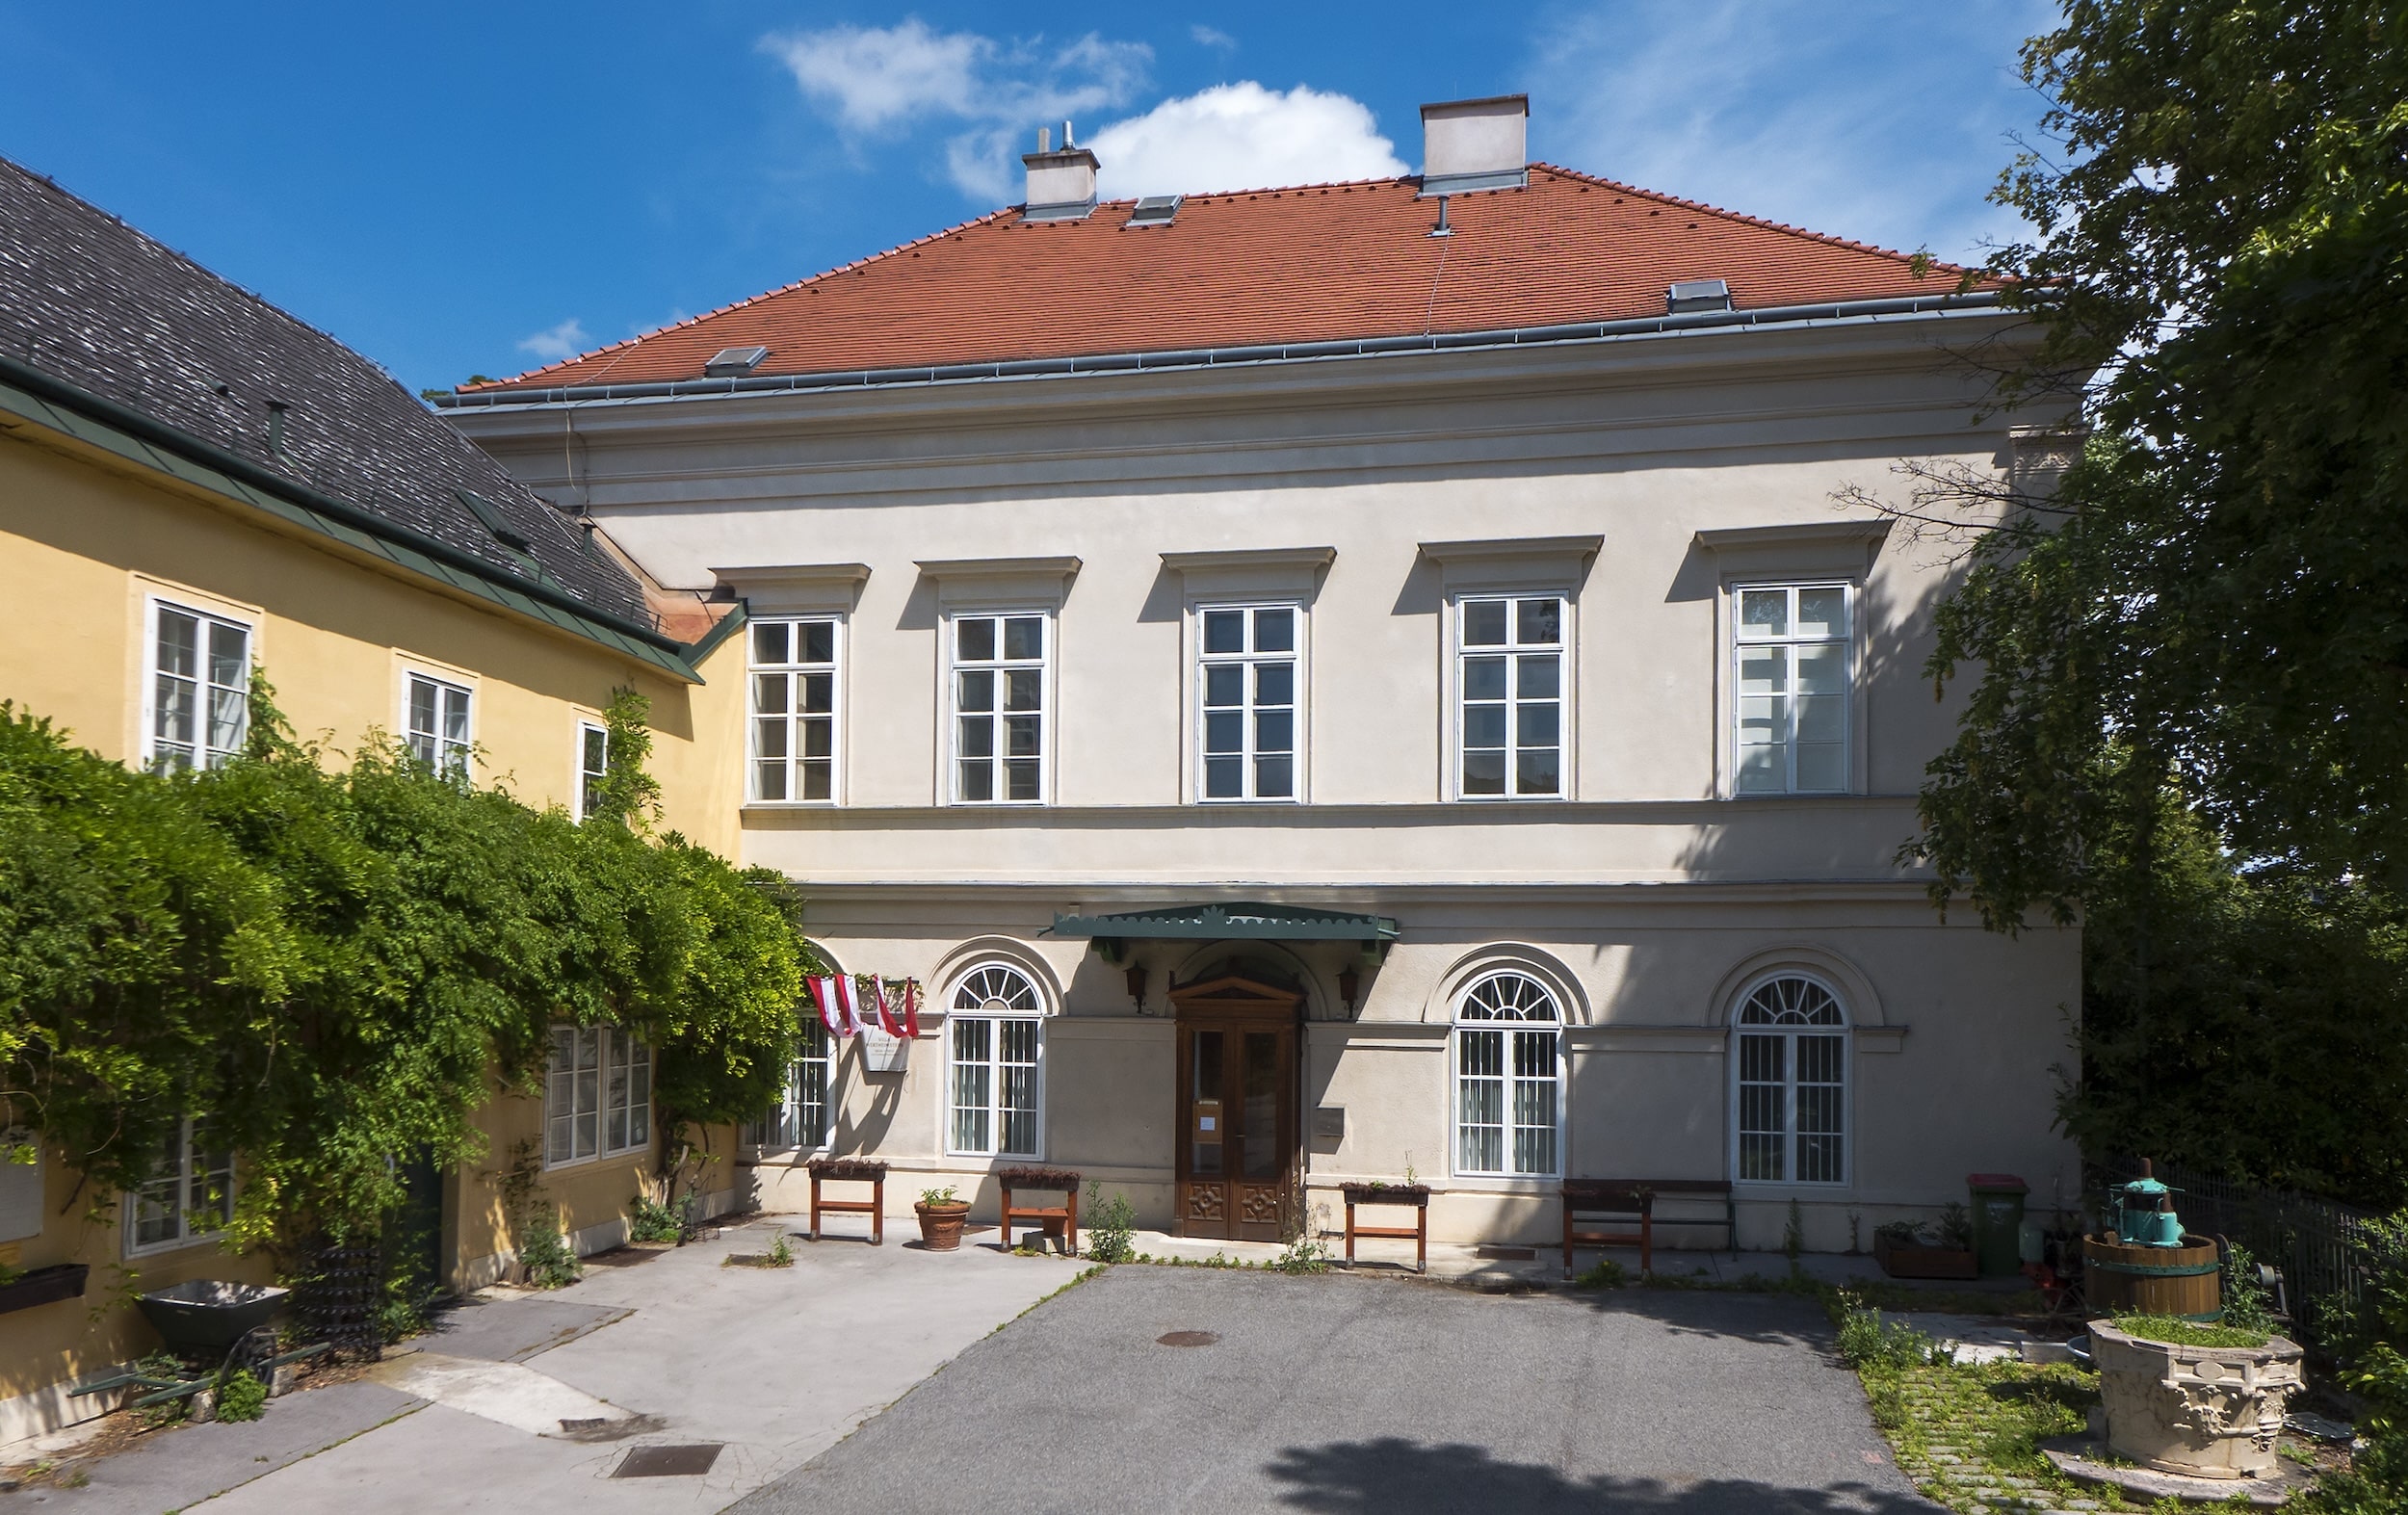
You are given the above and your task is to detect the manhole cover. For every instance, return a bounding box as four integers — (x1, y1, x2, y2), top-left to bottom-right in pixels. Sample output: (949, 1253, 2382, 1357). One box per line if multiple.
(1157, 1330, 1219, 1347)
(612, 1443, 723, 1478)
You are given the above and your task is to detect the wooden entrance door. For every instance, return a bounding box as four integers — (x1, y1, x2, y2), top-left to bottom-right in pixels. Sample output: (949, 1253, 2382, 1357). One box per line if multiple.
(1172, 976, 1300, 1242)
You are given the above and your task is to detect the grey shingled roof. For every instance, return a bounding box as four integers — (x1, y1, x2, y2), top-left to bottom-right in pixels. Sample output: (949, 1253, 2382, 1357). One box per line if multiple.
(0, 156, 651, 628)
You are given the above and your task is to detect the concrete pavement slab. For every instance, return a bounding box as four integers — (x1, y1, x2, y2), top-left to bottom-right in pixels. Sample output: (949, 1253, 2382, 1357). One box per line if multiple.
(186, 1216, 1084, 1513)
(417, 1294, 631, 1362)
(363, 1352, 634, 1436)
(2, 1382, 423, 1515)
(734, 1265, 1941, 1515)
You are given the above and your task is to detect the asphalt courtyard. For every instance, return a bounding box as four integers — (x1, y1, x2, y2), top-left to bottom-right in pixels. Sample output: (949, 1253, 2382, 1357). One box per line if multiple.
(733, 1266, 1937, 1515)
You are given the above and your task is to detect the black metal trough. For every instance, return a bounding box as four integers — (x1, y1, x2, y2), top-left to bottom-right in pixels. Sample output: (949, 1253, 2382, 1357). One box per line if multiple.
(136, 1279, 290, 1355)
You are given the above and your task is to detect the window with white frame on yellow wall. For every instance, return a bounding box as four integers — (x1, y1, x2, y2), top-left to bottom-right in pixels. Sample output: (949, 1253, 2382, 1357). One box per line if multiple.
(544, 1026, 652, 1167)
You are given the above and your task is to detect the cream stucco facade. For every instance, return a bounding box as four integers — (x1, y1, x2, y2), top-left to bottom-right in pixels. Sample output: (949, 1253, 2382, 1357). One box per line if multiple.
(450, 305, 2085, 1255)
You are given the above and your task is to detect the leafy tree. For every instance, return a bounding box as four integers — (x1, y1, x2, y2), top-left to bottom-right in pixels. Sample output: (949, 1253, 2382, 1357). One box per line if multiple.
(0, 678, 809, 1257)
(1892, 1, 2408, 1215)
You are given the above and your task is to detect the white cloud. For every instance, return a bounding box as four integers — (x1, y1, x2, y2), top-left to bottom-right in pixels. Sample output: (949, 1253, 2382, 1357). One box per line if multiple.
(761, 20, 1151, 200)
(1089, 83, 1406, 198)
(516, 318, 590, 363)
(1191, 24, 1237, 50)
(1524, 0, 2055, 266)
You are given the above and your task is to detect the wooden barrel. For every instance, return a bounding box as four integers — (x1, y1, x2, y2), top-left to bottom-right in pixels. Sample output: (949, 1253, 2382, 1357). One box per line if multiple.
(2083, 1234, 2221, 1319)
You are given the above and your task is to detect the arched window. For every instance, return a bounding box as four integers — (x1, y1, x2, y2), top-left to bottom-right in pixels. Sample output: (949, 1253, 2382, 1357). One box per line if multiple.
(1453, 971, 1562, 1178)
(1732, 976, 1847, 1185)
(946, 963, 1044, 1158)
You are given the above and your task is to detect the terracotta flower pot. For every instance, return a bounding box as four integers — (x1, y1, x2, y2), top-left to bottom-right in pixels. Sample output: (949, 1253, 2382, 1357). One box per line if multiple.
(2088, 1319, 2304, 1480)
(915, 1201, 972, 1251)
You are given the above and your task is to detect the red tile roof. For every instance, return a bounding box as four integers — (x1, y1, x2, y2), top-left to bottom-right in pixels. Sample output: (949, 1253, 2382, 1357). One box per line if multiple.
(467, 166, 1976, 393)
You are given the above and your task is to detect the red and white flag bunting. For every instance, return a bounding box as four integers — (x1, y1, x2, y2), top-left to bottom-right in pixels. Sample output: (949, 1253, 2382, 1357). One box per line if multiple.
(810, 975, 923, 1038)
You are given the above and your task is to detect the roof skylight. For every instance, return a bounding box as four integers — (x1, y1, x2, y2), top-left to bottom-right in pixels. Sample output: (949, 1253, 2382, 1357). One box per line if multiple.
(1667, 279, 1734, 314)
(1124, 195, 1183, 228)
(704, 345, 770, 377)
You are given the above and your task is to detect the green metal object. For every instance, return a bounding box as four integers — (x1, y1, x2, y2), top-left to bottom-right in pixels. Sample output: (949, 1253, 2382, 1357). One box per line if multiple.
(1967, 1173, 2029, 1278)
(2109, 1162, 2186, 1247)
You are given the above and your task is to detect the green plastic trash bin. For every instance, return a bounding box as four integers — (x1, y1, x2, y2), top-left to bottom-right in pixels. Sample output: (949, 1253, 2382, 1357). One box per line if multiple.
(1967, 1173, 2028, 1278)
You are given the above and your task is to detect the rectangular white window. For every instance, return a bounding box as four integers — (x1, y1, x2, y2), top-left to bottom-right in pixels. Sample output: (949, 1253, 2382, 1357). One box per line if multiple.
(545, 1026, 651, 1166)
(575, 720, 608, 822)
(1197, 605, 1298, 801)
(147, 602, 249, 771)
(749, 618, 838, 802)
(1457, 595, 1563, 798)
(1734, 584, 1850, 795)
(406, 672, 473, 776)
(948, 1016, 1040, 1157)
(951, 614, 1047, 804)
(746, 1020, 833, 1150)
(128, 1117, 232, 1255)
(1455, 1028, 1561, 1177)
(1737, 1031, 1847, 1183)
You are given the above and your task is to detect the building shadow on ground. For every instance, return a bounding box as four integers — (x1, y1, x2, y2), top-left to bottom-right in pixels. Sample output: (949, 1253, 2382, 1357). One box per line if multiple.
(1558, 1281, 1837, 1351)
(1263, 1437, 1930, 1514)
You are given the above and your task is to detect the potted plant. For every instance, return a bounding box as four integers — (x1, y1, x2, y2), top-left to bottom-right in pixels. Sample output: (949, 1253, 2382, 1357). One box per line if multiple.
(2088, 1316, 2304, 1479)
(1872, 1205, 1978, 1279)
(915, 1186, 971, 1251)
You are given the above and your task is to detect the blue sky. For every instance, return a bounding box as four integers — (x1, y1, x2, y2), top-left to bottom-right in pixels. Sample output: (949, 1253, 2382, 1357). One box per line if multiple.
(0, 2, 2056, 394)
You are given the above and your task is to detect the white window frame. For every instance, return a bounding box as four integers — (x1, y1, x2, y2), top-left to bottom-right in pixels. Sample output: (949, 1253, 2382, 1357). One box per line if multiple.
(1450, 971, 1564, 1179)
(1729, 974, 1850, 1188)
(1194, 601, 1303, 803)
(573, 718, 609, 822)
(1729, 582, 1853, 797)
(943, 963, 1045, 1159)
(944, 610, 1053, 807)
(1450, 592, 1571, 801)
(746, 1019, 835, 1152)
(404, 671, 474, 776)
(144, 597, 251, 772)
(747, 615, 843, 805)
(544, 1025, 653, 1169)
(125, 1117, 232, 1258)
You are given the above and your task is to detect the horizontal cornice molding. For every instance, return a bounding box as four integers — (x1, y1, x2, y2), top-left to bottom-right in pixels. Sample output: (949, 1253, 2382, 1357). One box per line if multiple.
(1418, 534, 1603, 564)
(914, 555, 1083, 582)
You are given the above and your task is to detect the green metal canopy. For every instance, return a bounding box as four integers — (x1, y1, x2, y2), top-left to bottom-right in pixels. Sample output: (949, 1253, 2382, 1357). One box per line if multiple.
(1047, 901, 1400, 964)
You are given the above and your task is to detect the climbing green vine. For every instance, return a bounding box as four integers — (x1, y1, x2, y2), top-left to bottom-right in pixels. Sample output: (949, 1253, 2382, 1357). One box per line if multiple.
(0, 677, 809, 1259)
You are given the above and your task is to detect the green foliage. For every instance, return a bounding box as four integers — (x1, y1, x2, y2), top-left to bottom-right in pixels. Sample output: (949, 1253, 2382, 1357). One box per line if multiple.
(1270, 1233, 1332, 1274)
(518, 1215, 580, 1290)
(1573, 1258, 1628, 1290)
(627, 1194, 682, 1244)
(1783, 1198, 1805, 1267)
(1835, 1294, 1939, 1370)
(1922, 0, 2408, 897)
(213, 1368, 267, 1423)
(2329, 1212, 2408, 1497)
(1896, 1, 2408, 1209)
(1934, 1204, 1973, 1253)
(0, 680, 810, 1257)
(2110, 1313, 2269, 1348)
(1083, 1183, 1137, 1264)
(919, 1186, 959, 1207)
(767, 1232, 793, 1267)
(2219, 1242, 2280, 1338)
(2061, 777, 2408, 1208)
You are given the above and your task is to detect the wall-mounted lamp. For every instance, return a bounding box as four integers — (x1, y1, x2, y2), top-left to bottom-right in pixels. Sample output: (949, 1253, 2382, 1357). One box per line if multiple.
(1126, 963, 1148, 1013)
(1337, 966, 1360, 1012)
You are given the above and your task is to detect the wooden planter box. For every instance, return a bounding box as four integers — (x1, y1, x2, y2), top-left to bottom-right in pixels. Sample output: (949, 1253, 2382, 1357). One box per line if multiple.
(1339, 1183, 1429, 1207)
(0, 1263, 91, 1316)
(1874, 1234, 1978, 1279)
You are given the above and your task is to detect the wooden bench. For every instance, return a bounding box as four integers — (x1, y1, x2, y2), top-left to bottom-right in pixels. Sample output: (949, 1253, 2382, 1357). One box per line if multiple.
(1561, 1179, 1735, 1278)
(1340, 1182, 1428, 1273)
(807, 1158, 887, 1245)
(996, 1166, 1081, 1254)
